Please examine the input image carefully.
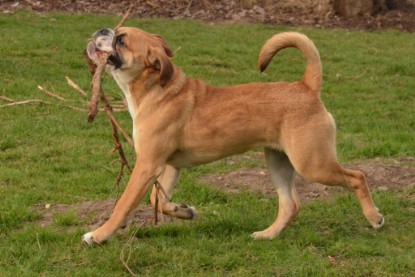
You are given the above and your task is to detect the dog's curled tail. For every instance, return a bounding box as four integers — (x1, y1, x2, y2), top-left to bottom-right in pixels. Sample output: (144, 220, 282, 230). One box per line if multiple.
(258, 32, 322, 94)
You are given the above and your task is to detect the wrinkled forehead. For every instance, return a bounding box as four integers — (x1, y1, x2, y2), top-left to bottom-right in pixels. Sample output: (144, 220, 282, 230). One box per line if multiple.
(116, 27, 150, 40)
(116, 27, 162, 47)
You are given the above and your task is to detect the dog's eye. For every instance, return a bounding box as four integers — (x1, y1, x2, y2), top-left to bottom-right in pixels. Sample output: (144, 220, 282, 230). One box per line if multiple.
(117, 36, 126, 47)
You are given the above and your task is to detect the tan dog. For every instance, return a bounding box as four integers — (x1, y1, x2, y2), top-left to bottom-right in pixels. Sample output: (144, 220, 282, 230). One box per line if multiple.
(83, 27, 384, 245)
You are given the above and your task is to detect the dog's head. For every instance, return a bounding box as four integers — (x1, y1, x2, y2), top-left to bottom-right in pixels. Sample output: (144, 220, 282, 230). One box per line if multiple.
(87, 27, 174, 86)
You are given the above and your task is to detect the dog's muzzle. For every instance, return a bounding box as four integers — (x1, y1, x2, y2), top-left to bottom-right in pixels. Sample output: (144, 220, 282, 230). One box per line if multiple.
(86, 28, 122, 69)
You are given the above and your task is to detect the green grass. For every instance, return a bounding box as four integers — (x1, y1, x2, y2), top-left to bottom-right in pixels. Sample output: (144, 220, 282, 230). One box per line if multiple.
(0, 10, 414, 276)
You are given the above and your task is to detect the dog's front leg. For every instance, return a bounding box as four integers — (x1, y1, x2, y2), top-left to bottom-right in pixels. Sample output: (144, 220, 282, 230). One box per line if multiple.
(82, 161, 165, 245)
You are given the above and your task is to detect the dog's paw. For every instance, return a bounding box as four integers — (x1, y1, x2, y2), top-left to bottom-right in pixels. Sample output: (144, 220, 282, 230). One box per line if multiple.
(82, 232, 97, 246)
(371, 213, 385, 229)
(251, 230, 278, 240)
(178, 204, 197, 219)
(163, 202, 197, 220)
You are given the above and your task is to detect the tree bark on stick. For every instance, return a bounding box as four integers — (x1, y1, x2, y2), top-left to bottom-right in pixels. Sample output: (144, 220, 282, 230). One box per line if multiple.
(87, 53, 110, 122)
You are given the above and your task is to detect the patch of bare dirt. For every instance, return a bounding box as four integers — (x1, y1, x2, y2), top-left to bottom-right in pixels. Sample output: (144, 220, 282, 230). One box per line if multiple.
(34, 200, 177, 230)
(2, 0, 415, 32)
(201, 156, 415, 202)
(34, 157, 414, 229)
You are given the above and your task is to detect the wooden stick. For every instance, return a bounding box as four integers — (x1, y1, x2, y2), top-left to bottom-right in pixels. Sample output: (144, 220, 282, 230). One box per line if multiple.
(37, 85, 67, 101)
(119, 222, 144, 277)
(66, 76, 87, 96)
(104, 104, 134, 147)
(102, 91, 135, 154)
(153, 180, 169, 225)
(0, 100, 50, 108)
(87, 6, 133, 122)
(0, 96, 14, 102)
(83, 50, 134, 147)
(115, 5, 133, 30)
(0, 99, 97, 112)
(87, 53, 109, 122)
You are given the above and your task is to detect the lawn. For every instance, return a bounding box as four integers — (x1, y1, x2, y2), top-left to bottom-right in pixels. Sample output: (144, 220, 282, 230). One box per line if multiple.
(0, 10, 414, 276)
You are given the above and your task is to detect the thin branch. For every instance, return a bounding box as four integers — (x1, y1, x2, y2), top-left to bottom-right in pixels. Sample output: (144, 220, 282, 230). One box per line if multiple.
(120, 222, 145, 277)
(0, 99, 51, 108)
(65, 106, 88, 112)
(87, 53, 110, 122)
(102, 92, 134, 168)
(105, 107, 134, 147)
(0, 96, 14, 102)
(112, 160, 126, 208)
(115, 5, 133, 30)
(66, 76, 87, 96)
(37, 85, 68, 101)
(87, 7, 133, 122)
(153, 180, 169, 225)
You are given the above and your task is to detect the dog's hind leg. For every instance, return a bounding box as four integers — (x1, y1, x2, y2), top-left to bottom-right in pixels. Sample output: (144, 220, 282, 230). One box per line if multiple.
(286, 113, 384, 230)
(150, 164, 196, 219)
(296, 161, 384, 229)
(252, 148, 300, 240)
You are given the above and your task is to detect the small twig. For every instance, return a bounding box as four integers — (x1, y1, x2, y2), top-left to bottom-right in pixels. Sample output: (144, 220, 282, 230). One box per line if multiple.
(174, 46, 182, 55)
(0, 96, 14, 102)
(0, 98, 97, 112)
(120, 244, 138, 277)
(108, 103, 127, 109)
(154, 180, 169, 201)
(64, 76, 127, 112)
(0, 99, 50, 108)
(344, 69, 368, 80)
(103, 94, 133, 170)
(153, 180, 169, 225)
(106, 109, 134, 147)
(154, 186, 159, 225)
(115, 5, 133, 31)
(120, 222, 145, 277)
(36, 233, 42, 251)
(66, 76, 87, 96)
(65, 106, 88, 112)
(112, 161, 126, 207)
(37, 85, 67, 101)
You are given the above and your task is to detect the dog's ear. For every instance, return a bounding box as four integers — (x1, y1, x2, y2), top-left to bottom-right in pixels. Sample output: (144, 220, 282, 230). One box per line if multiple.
(147, 45, 174, 87)
(152, 34, 174, 57)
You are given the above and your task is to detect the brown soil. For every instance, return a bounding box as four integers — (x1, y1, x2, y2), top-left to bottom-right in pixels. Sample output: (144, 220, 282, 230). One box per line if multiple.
(34, 156, 414, 229)
(201, 156, 415, 202)
(34, 200, 179, 230)
(2, 0, 415, 32)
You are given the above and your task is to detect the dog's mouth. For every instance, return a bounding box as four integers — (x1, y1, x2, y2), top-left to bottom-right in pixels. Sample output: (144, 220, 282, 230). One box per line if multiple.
(86, 28, 122, 69)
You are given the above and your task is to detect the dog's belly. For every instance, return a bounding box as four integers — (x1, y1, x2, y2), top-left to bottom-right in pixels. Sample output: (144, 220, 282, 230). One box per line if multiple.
(167, 129, 279, 168)
(166, 147, 255, 168)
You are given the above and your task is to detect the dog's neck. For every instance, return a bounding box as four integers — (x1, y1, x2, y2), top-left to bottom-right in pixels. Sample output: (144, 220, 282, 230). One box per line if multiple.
(111, 65, 187, 117)
(110, 70, 137, 119)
